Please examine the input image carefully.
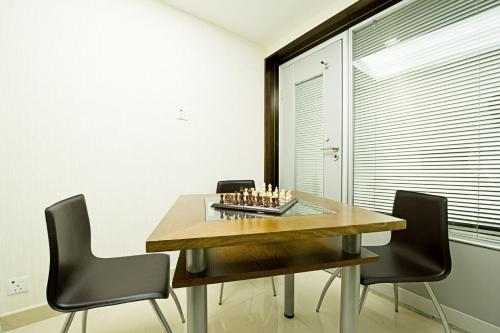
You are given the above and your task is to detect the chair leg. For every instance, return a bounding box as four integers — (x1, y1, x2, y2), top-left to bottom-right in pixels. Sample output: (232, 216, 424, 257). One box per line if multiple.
(271, 277, 277, 296)
(60, 312, 75, 333)
(393, 283, 399, 312)
(150, 299, 173, 333)
(424, 282, 451, 333)
(315, 268, 341, 312)
(82, 310, 88, 333)
(168, 285, 185, 323)
(359, 285, 369, 314)
(218, 283, 224, 305)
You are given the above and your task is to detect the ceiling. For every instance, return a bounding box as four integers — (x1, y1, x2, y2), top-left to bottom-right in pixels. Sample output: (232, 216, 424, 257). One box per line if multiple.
(160, 0, 350, 48)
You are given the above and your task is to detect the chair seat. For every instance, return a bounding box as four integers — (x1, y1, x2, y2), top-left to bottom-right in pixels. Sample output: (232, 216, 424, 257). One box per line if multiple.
(53, 253, 169, 312)
(361, 244, 448, 285)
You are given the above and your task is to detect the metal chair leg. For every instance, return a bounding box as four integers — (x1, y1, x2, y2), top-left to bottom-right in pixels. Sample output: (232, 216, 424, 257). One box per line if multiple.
(218, 283, 224, 305)
(424, 282, 451, 333)
(394, 283, 399, 312)
(359, 285, 369, 314)
(82, 310, 88, 333)
(271, 277, 277, 296)
(315, 268, 341, 312)
(60, 312, 75, 333)
(150, 299, 173, 333)
(168, 285, 185, 323)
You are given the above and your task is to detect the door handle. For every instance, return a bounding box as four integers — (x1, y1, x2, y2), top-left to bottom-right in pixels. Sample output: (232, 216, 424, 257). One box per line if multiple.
(320, 146, 340, 152)
(320, 146, 340, 161)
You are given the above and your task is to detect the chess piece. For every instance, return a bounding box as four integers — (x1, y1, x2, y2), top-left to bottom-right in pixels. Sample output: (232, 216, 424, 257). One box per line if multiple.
(268, 184, 273, 193)
(271, 197, 277, 208)
(220, 194, 224, 204)
(272, 192, 279, 206)
(263, 194, 270, 208)
(239, 193, 245, 205)
(281, 190, 288, 205)
(234, 191, 239, 204)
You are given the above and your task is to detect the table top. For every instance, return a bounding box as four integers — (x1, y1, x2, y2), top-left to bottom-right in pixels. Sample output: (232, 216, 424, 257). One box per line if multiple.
(146, 191, 405, 252)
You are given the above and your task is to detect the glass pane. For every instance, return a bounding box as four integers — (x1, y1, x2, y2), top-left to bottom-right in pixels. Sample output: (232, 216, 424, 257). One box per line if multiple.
(351, 0, 500, 246)
(294, 74, 324, 196)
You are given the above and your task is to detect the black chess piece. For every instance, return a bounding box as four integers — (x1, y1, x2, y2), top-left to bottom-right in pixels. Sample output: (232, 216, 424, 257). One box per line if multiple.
(220, 194, 224, 204)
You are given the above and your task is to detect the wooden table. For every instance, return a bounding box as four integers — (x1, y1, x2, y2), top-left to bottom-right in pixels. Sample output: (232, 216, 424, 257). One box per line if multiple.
(146, 191, 405, 333)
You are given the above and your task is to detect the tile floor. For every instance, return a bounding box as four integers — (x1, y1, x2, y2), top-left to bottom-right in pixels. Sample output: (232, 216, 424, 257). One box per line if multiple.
(10, 270, 458, 333)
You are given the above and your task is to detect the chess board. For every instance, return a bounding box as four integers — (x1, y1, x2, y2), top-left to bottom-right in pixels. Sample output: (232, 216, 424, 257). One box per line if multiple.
(211, 197, 298, 215)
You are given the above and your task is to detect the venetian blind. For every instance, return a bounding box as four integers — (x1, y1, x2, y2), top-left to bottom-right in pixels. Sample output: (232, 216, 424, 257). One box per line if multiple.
(295, 75, 324, 196)
(352, 0, 500, 246)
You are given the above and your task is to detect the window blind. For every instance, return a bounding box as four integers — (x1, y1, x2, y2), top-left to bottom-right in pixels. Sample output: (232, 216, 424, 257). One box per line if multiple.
(352, 0, 500, 246)
(295, 75, 324, 196)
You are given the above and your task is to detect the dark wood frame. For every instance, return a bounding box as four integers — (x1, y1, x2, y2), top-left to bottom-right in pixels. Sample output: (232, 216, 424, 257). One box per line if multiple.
(264, 0, 403, 185)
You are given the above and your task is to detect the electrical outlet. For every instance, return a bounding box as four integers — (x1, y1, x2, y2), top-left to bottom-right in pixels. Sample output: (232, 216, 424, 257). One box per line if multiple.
(7, 276, 29, 296)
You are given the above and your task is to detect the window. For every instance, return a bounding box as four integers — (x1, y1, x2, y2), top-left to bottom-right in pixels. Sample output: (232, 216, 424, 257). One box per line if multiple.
(295, 75, 324, 196)
(351, 0, 500, 247)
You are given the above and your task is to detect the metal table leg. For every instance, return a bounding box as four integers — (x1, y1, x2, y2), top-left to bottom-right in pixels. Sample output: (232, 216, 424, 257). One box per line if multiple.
(340, 235, 361, 333)
(186, 249, 207, 333)
(284, 274, 295, 318)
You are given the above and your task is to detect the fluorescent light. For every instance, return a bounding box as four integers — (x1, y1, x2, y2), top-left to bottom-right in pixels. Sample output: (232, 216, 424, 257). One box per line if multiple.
(353, 5, 500, 81)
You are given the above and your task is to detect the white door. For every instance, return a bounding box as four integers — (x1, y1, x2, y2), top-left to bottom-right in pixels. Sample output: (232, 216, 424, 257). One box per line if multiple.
(279, 39, 343, 201)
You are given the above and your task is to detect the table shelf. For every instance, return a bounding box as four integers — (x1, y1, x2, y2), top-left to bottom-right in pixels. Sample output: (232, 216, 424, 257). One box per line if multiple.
(172, 237, 378, 288)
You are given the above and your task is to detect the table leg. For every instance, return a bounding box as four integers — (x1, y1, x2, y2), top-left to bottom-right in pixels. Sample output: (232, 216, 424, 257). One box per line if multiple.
(340, 235, 361, 333)
(186, 249, 207, 333)
(284, 274, 294, 318)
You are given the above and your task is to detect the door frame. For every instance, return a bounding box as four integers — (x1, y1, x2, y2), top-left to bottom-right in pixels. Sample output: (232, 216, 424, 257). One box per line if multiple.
(278, 32, 349, 202)
(264, 0, 403, 189)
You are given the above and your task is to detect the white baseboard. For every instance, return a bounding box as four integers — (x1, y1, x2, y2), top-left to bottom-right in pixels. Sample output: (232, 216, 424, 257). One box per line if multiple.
(371, 284, 500, 333)
(0, 303, 60, 332)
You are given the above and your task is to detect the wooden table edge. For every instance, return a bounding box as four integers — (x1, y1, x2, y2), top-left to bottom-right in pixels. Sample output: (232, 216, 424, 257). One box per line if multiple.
(146, 220, 406, 252)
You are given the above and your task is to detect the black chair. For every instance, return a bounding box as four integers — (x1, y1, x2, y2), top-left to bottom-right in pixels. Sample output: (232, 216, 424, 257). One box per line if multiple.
(316, 190, 452, 333)
(215, 180, 277, 305)
(45, 195, 185, 333)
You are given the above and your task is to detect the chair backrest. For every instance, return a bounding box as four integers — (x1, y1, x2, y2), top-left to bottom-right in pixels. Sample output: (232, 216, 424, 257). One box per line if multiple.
(45, 194, 94, 308)
(216, 180, 255, 193)
(391, 190, 451, 277)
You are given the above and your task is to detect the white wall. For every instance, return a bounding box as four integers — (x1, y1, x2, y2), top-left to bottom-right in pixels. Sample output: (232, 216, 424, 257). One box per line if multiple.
(0, 0, 264, 315)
